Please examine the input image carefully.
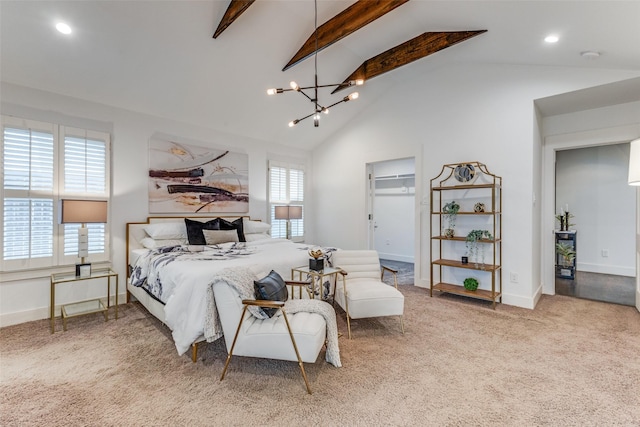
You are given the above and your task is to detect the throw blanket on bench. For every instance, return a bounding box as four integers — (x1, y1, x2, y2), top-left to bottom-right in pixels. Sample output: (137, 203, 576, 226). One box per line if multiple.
(205, 266, 342, 368)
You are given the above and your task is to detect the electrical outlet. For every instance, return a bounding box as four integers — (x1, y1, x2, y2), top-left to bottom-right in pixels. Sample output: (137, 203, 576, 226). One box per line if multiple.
(602, 249, 609, 257)
(510, 272, 519, 283)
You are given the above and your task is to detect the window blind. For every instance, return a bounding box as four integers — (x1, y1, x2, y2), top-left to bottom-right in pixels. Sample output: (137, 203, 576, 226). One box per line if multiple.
(268, 162, 305, 240)
(1, 118, 111, 272)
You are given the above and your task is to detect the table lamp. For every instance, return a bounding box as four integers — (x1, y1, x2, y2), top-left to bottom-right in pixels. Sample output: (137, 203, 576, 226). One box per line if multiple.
(60, 199, 108, 277)
(274, 205, 302, 240)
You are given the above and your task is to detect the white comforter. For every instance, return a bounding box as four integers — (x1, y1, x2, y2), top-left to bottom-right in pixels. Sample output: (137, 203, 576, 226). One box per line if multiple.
(131, 238, 313, 355)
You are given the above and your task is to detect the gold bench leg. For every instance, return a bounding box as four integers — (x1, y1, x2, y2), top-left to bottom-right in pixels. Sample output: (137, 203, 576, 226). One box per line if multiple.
(192, 342, 198, 363)
(220, 306, 249, 382)
(281, 308, 312, 394)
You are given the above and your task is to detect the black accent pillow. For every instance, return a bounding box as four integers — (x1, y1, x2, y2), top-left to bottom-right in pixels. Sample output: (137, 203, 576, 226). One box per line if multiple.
(254, 270, 288, 318)
(184, 218, 220, 245)
(218, 217, 246, 242)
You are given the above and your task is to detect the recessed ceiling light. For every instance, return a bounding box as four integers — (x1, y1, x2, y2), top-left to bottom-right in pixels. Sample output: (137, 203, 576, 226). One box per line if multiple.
(544, 35, 559, 43)
(55, 22, 72, 35)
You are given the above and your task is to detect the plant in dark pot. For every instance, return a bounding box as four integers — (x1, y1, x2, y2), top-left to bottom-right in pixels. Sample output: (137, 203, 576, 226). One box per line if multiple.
(442, 201, 460, 238)
(555, 242, 576, 267)
(466, 229, 493, 268)
(463, 277, 479, 291)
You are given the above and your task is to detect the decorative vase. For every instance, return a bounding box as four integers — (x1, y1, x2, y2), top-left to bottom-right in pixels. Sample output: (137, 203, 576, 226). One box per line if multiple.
(474, 202, 485, 213)
(309, 258, 324, 271)
(444, 228, 455, 238)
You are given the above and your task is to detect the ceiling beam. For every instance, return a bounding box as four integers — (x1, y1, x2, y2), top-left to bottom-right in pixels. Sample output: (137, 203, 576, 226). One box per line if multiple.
(282, 0, 410, 71)
(332, 30, 487, 93)
(212, 0, 255, 39)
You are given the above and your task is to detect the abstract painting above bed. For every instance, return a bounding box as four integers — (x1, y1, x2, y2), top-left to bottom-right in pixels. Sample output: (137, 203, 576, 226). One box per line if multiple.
(148, 134, 249, 213)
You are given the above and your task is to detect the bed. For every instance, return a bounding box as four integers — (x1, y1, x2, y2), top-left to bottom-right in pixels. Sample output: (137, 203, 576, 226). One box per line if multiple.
(126, 216, 319, 362)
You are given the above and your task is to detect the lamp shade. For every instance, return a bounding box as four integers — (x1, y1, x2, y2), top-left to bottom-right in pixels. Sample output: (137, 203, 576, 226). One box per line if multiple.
(629, 138, 640, 186)
(274, 205, 303, 220)
(60, 200, 108, 223)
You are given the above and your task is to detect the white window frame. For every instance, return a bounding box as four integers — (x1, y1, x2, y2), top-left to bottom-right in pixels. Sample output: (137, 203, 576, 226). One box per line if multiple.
(1, 116, 111, 275)
(268, 160, 305, 242)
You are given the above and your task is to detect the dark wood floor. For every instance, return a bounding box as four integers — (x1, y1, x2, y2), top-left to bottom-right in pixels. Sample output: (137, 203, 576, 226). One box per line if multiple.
(556, 271, 636, 306)
(380, 259, 414, 286)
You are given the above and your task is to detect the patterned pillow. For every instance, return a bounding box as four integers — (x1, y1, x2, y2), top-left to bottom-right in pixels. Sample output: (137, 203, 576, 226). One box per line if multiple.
(254, 270, 288, 318)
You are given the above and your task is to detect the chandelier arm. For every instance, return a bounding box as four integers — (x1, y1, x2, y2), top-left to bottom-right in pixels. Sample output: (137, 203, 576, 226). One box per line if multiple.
(325, 98, 349, 110)
(293, 111, 317, 124)
(296, 90, 315, 103)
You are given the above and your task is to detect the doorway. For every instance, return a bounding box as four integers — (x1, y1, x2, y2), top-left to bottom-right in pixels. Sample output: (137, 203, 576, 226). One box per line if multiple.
(367, 158, 415, 285)
(554, 143, 636, 306)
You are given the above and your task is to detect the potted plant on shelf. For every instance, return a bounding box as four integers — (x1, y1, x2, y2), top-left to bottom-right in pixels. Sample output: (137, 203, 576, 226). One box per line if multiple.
(463, 277, 479, 291)
(555, 242, 576, 267)
(442, 201, 460, 238)
(466, 229, 493, 268)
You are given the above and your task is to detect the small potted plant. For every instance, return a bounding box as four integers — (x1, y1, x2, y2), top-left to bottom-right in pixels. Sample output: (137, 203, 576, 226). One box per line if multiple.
(463, 277, 479, 291)
(555, 242, 576, 267)
(442, 201, 460, 238)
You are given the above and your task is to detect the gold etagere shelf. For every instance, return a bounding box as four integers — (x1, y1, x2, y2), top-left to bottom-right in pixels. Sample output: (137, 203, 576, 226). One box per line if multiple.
(429, 161, 502, 308)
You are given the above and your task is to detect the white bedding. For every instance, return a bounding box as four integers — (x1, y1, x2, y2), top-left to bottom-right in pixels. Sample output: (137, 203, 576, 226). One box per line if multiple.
(130, 238, 313, 355)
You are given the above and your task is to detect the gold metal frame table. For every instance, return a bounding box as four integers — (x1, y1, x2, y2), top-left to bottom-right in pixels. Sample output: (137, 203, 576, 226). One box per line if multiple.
(290, 265, 340, 300)
(50, 268, 118, 333)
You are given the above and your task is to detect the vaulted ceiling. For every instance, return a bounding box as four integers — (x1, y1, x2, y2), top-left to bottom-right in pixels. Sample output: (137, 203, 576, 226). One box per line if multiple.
(2, 1, 639, 150)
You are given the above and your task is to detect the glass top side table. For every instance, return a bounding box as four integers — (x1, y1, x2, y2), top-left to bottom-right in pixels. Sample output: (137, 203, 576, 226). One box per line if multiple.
(50, 268, 118, 333)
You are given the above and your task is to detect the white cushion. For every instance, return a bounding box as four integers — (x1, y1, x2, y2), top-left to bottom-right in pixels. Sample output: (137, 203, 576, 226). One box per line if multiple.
(245, 233, 271, 242)
(212, 281, 326, 363)
(144, 222, 187, 240)
(243, 219, 272, 234)
(335, 279, 404, 319)
(140, 237, 186, 249)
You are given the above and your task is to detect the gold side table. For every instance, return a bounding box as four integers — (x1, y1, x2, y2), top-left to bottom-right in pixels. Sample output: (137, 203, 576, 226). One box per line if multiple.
(291, 265, 340, 300)
(50, 268, 118, 333)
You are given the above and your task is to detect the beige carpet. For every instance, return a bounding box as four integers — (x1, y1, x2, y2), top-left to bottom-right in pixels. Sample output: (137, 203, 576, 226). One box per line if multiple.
(1, 286, 639, 426)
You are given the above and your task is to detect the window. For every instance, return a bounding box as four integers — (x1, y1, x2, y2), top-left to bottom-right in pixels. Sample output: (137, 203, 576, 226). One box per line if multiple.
(268, 161, 304, 241)
(1, 116, 110, 273)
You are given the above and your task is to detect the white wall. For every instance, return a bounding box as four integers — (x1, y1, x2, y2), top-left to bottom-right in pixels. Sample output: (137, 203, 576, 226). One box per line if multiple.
(311, 63, 639, 309)
(0, 82, 311, 326)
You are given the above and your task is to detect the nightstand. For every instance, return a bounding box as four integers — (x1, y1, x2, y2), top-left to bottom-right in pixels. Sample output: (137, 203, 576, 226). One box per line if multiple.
(50, 268, 118, 333)
(291, 265, 340, 301)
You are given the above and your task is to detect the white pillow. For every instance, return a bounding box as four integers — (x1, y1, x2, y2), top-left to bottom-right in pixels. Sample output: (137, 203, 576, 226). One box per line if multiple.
(245, 233, 272, 242)
(203, 229, 239, 245)
(243, 219, 271, 234)
(144, 222, 187, 240)
(140, 237, 185, 249)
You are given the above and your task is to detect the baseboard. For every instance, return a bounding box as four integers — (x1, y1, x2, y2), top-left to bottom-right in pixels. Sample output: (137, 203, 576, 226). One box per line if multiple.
(577, 262, 635, 277)
(501, 292, 536, 309)
(0, 291, 128, 328)
(0, 307, 50, 328)
(377, 252, 414, 263)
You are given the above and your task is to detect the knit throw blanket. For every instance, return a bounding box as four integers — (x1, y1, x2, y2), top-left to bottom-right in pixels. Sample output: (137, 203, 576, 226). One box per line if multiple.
(205, 267, 342, 368)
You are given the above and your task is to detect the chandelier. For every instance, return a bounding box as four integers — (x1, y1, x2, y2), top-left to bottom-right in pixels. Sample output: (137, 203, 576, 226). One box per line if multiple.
(266, 0, 363, 127)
